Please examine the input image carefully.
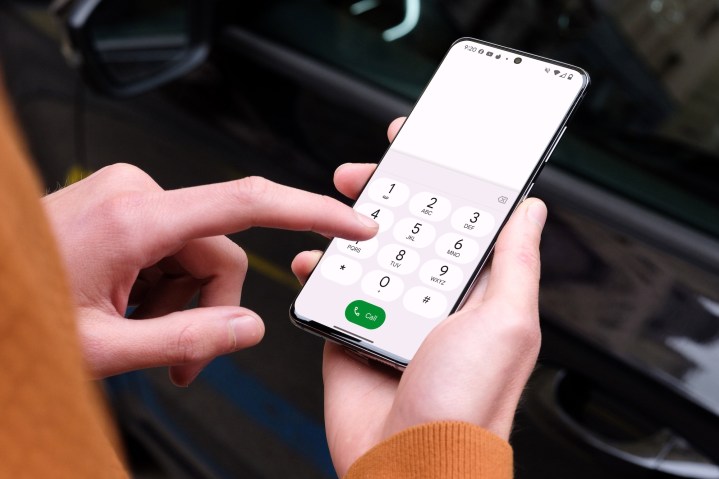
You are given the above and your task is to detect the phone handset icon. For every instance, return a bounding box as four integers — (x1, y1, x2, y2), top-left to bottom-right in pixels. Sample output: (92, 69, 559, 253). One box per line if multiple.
(354, 306, 360, 317)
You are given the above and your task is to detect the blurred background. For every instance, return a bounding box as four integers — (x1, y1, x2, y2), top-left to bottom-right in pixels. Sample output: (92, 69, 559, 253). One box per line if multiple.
(1, 0, 719, 477)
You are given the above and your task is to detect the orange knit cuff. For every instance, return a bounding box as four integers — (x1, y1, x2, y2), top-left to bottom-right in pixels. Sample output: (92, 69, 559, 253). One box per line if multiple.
(344, 421, 513, 479)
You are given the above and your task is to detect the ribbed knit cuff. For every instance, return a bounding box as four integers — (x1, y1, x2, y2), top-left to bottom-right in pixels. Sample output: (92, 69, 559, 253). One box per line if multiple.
(344, 421, 513, 479)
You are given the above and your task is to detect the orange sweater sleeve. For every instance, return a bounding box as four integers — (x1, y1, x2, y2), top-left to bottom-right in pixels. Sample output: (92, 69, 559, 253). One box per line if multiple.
(345, 421, 513, 479)
(0, 73, 128, 478)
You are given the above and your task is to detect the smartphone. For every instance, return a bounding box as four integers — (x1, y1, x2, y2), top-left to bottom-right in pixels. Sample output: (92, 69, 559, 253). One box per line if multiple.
(290, 38, 589, 369)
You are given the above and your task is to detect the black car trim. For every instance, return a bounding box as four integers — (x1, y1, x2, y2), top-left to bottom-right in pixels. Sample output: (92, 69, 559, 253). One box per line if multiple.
(536, 166, 719, 272)
(220, 27, 412, 122)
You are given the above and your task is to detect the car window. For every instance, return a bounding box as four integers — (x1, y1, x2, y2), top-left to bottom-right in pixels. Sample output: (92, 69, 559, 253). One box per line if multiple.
(232, 0, 719, 238)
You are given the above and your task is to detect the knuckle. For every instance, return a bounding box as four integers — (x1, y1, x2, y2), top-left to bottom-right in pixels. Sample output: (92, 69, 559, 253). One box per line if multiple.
(230, 244, 249, 276)
(99, 193, 148, 246)
(209, 239, 248, 279)
(484, 301, 541, 355)
(226, 176, 275, 226)
(99, 163, 158, 189)
(92, 165, 163, 245)
(231, 176, 273, 204)
(168, 324, 207, 364)
(501, 307, 541, 355)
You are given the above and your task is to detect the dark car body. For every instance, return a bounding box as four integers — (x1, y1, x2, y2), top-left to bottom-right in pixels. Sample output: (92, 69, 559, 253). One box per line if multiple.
(1, 1, 719, 477)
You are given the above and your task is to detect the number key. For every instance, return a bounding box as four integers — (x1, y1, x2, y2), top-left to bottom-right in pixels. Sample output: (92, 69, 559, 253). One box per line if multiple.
(451, 206, 495, 237)
(355, 202, 394, 233)
(361, 270, 404, 301)
(402, 286, 447, 319)
(418, 259, 464, 291)
(368, 178, 410, 207)
(434, 233, 480, 264)
(392, 217, 436, 248)
(376, 244, 420, 275)
(409, 192, 451, 221)
(335, 237, 379, 259)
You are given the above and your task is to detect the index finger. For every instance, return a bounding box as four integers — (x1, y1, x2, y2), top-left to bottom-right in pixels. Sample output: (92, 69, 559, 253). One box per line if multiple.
(149, 176, 379, 244)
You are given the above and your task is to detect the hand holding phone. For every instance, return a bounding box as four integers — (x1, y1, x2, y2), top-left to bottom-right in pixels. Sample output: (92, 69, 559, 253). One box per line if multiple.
(291, 38, 588, 368)
(291, 151, 548, 475)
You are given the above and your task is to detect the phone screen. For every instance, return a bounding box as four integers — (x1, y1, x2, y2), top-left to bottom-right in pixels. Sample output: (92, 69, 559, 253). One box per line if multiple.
(291, 39, 588, 366)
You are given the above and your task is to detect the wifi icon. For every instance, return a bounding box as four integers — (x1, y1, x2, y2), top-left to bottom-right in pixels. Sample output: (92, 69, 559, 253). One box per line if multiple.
(554, 70, 560, 75)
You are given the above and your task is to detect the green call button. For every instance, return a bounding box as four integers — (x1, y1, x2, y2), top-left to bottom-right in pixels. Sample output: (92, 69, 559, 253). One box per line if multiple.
(345, 300, 386, 330)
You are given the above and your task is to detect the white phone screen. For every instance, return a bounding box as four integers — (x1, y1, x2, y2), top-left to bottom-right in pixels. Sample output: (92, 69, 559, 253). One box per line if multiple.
(292, 39, 588, 365)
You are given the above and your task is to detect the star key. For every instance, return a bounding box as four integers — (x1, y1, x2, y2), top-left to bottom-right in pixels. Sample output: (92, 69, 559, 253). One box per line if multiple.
(320, 255, 362, 286)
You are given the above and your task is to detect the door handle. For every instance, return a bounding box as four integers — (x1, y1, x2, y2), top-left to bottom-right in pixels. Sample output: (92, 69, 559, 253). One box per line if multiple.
(526, 367, 719, 478)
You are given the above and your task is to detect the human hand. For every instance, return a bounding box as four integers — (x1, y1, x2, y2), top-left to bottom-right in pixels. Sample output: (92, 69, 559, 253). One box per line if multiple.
(42, 164, 378, 386)
(291, 118, 546, 476)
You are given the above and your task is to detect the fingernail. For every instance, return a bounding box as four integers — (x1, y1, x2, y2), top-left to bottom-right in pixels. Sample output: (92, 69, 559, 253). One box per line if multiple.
(355, 211, 379, 229)
(185, 368, 204, 386)
(526, 200, 547, 228)
(230, 315, 263, 349)
(170, 369, 199, 388)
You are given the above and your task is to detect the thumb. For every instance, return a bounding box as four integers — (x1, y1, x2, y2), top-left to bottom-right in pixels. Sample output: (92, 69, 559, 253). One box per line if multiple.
(84, 307, 264, 380)
(480, 197, 546, 309)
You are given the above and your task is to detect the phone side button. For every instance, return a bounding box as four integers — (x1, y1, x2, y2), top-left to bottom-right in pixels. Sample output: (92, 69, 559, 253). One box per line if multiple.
(545, 126, 566, 162)
(521, 183, 535, 202)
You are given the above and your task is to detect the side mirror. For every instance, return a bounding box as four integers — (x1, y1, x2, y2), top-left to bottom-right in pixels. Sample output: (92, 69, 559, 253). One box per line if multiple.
(63, 0, 213, 97)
